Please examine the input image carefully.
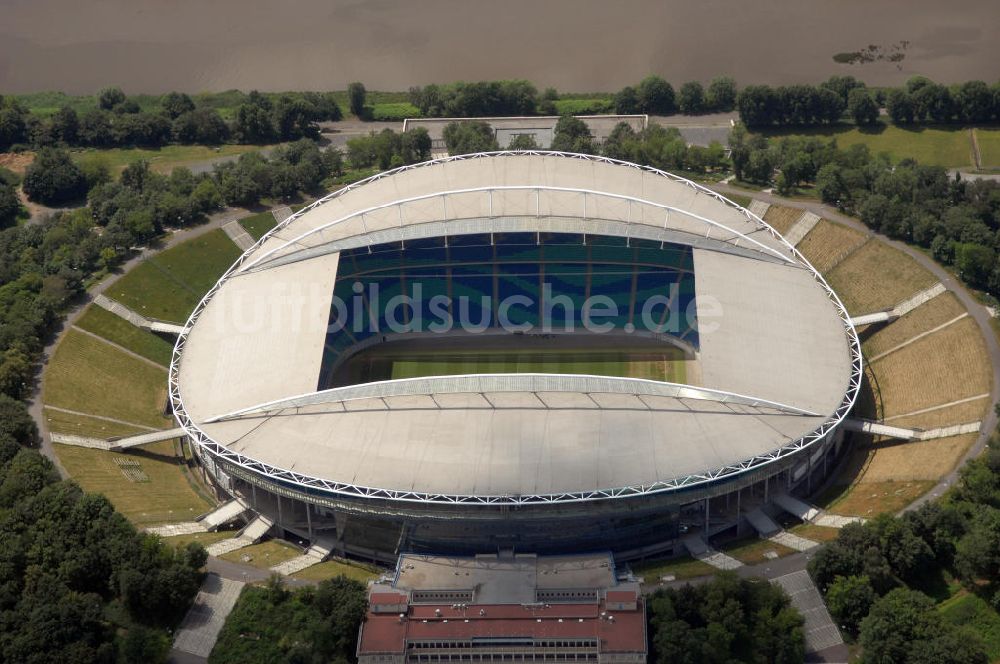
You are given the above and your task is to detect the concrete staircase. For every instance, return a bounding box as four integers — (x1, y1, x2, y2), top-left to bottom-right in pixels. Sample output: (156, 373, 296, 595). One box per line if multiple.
(681, 535, 743, 570)
(270, 535, 336, 576)
(199, 499, 249, 531)
(784, 211, 820, 246)
(205, 514, 274, 556)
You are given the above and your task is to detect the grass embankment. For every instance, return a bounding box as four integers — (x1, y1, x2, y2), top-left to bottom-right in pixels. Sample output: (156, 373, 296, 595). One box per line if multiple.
(54, 440, 213, 526)
(219, 540, 302, 570)
(762, 205, 805, 235)
(43, 408, 148, 438)
(43, 328, 171, 429)
(763, 122, 975, 169)
(72, 144, 267, 174)
(291, 559, 382, 584)
(825, 240, 937, 314)
(722, 538, 796, 565)
(632, 556, 716, 582)
(108, 228, 242, 322)
(164, 531, 234, 549)
(795, 220, 868, 273)
(75, 304, 175, 366)
(939, 592, 1000, 661)
(975, 128, 1000, 170)
(239, 210, 278, 241)
(788, 523, 840, 543)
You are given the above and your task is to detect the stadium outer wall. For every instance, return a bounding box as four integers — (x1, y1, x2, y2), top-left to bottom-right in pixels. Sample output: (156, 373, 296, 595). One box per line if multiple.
(169, 152, 862, 563)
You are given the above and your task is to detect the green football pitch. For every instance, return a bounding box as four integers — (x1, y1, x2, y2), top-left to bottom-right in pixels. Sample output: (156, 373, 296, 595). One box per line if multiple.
(375, 349, 686, 383)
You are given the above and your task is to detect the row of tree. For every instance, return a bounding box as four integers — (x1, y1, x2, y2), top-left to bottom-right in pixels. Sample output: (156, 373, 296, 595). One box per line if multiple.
(0, 88, 344, 151)
(730, 128, 1000, 299)
(0, 422, 207, 663)
(808, 425, 1000, 663)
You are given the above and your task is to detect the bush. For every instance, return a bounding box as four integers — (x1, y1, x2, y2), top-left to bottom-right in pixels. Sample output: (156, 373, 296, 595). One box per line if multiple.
(371, 102, 422, 121)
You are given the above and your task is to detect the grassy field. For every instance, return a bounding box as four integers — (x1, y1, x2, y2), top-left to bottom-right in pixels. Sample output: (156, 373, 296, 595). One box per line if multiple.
(974, 128, 1000, 170)
(43, 407, 149, 439)
(239, 211, 278, 241)
(219, 540, 302, 570)
(788, 523, 841, 543)
(872, 316, 990, 417)
(108, 228, 242, 322)
(826, 240, 938, 314)
(763, 122, 975, 168)
(762, 205, 804, 235)
(722, 538, 796, 564)
(54, 440, 213, 526)
(75, 305, 175, 366)
(632, 556, 716, 582)
(796, 220, 868, 273)
(890, 399, 989, 430)
(44, 329, 171, 429)
(72, 144, 267, 174)
(291, 558, 383, 583)
(862, 293, 965, 358)
(817, 479, 936, 517)
(939, 592, 1000, 661)
(851, 434, 978, 483)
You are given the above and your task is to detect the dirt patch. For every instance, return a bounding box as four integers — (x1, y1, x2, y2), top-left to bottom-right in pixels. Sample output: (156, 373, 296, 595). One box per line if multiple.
(0, 152, 34, 175)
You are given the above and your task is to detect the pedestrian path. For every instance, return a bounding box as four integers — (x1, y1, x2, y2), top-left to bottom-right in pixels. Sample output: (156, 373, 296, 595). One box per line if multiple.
(270, 535, 336, 576)
(272, 205, 294, 224)
(222, 219, 255, 251)
(772, 570, 844, 656)
(681, 535, 743, 570)
(146, 521, 208, 537)
(172, 574, 244, 659)
(784, 211, 820, 246)
(746, 199, 770, 218)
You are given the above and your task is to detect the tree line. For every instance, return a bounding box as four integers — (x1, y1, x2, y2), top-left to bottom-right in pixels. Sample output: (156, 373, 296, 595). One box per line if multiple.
(730, 128, 1000, 300)
(0, 88, 343, 152)
(808, 424, 1000, 663)
(0, 427, 206, 663)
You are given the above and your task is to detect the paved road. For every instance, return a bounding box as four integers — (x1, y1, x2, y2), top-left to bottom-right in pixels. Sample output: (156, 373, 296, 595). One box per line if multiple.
(709, 183, 1000, 511)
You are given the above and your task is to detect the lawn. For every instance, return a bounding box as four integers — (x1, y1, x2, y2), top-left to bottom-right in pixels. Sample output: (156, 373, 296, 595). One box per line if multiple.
(291, 558, 383, 584)
(219, 540, 302, 570)
(44, 329, 172, 429)
(872, 316, 990, 417)
(826, 240, 937, 314)
(796, 220, 868, 274)
(43, 407, 149, 439)
(889, 399, 989, 430)
(632, 556, 716, 582)
(855, 434, 979, 484)
(939, 592, 1000, 661)
(762, 205, 805, 235)
(72, 144, 268, 174)
(974, 128, 1000, 170)
(721, 537, 796, 565)
(817, 479, 936, 517)
(75, 304, 175, 366)
(788, 523, 841, 543)
(108, 228, 242, 322)
(239, 211, 278, 241)
(862, 292, 965, 359)
(763, 122, 975, 169)
(54, 440, 213, 526)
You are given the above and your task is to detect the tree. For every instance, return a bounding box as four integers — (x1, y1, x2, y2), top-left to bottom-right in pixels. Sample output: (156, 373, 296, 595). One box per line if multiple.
(954, 80, 993, 123)
(848, 88, 879, 126)
(820, 75, 865, 105)
(171, 108, 228, 144)
(736, 85, 779, 127)
(98, 86, 127, 111)
(955, 242, 996, 289)
(232, 103, 276, 143)
(825, 575, 875, 635)
(508, 134, 540, 150)
(348, 82, 367, 118)
(0, 394, 39, 445)
(886, 88, 916, 124)
(0, 180, 21, 229)
(636, 76, 675, 114)
(860, 588, 987, 664)
(77, 109, 113, 147)
(550, 115, 596, 153)
(161, 91, 195, 119)
(22, 147, 87, 205)
(614, 86, 639, 115)
(442, 121, 498, 155)
(707, 77, 737, 112)
(51, 106, 79, 144)
(678, 81, 706, 114)
(539, 87, 559, 115)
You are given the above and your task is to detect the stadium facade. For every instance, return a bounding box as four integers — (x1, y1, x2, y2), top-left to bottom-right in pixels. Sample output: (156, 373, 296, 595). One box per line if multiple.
(170, 152, 862, 563)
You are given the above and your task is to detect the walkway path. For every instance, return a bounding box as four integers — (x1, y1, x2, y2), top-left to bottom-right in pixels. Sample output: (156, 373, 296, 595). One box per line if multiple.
(709, 183, 1000, 513)
(170, 574, 243, 661)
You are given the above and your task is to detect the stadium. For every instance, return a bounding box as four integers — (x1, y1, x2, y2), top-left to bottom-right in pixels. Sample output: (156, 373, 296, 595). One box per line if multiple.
(169, 152, 863, 563)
